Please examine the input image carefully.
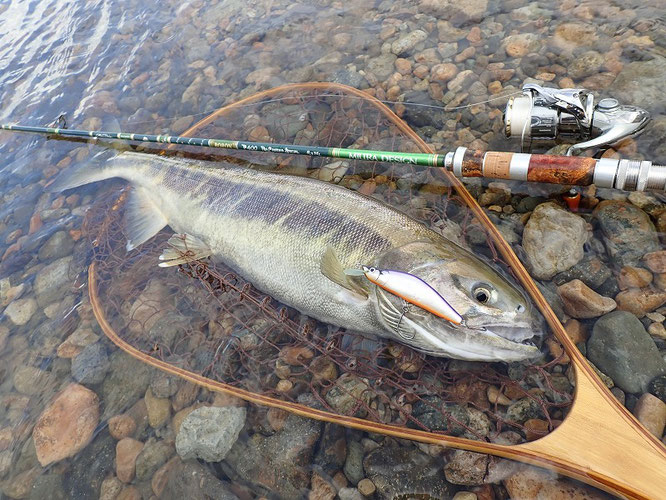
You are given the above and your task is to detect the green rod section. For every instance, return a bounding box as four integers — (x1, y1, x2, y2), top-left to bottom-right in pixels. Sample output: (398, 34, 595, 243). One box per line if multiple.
(0, 123, 446, 168)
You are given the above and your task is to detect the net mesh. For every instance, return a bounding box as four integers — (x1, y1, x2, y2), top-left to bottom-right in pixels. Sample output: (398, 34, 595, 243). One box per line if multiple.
(86, 84, 572, 444)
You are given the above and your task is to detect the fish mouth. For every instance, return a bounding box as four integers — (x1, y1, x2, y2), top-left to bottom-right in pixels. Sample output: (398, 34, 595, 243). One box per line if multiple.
(400, 316, 544, 362)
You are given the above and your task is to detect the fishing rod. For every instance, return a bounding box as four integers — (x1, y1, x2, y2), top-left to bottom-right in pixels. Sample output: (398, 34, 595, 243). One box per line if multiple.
(1, 85, 662, 192)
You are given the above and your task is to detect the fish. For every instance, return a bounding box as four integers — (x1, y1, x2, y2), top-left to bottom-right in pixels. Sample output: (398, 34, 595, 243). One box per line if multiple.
(48, 151, 544, 361)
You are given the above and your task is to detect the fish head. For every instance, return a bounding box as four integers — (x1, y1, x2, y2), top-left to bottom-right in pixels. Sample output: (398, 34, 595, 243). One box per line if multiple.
(370, 240, 544, 362)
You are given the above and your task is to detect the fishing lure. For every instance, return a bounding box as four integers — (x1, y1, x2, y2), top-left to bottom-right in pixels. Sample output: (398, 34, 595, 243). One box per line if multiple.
(346, 266, 463, 325)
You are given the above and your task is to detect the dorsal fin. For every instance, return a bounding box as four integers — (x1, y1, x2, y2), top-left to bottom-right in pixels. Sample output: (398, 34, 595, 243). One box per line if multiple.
(320, 246, 368, 299)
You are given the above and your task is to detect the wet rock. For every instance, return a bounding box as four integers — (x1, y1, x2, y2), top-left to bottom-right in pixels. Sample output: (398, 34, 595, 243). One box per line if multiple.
(37, 231, 74, 262)
(33, 383, 99, 466)
(176, 406, 245, 462)
(553, 256, 612, 291)
(557, 279, 616, 319)
(633, 393, 666, 437)
(34, 256, 74, 307)
(444, 450, 489, 486)
(337, 487, 363, 500)
(649, 375, 666, 403)
(149, 372, 180, 399)
(128, 278, 171, 335)
(310, 471, 336, 500)
(224, 413, 321, 498)
(363, 445, 455, 499)
(522, 202, 587, 279)
(504, 465, 606, 499)
(588, 311, 666, 393)
(135, 438, 174, 481)
(116, 438, 144, 483)
(325, 374, 371, 417)
(1, 468, 40, 499)
(343, 440, 364, 485)
(618, 266, 653, 290)
(644, 250, 666, 273)
(568, 51, 604, 79)
(357, 478, 376, 496)
(503, 33, 541, 58)
(505, 398, 543, 425)
(366, 54, 397, 80)
(57, 325, 99, 358)
(610, 56, 666, 112)
(4, 297, 38, 326)
(615, 287, 666, 317)
(410, 398, 469, 435)
(420, 0, 488, 23)
(593, 201, 660, 268)
(64, 430, 115, 498)
(314, 423, 346, 474)
(391, 30, 427, 56)
(71, 342, 109, 385)
(101, 350, 152, 419)
(145, 387, 171, 429)
(13, 365, 51, 395)
(29, 473, 66, 500)
(100, 477, 123, 500)
(108, 414, 137, 440)
(553, 22, 598, 49)
(163, 459, 238, 500)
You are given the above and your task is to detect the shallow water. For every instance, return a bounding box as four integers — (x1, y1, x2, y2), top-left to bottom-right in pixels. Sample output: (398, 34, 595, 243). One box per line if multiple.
(0, 0, 665, 498)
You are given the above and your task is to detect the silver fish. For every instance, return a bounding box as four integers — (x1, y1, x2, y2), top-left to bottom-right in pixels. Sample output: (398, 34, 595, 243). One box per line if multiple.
(49, 152, 543, 361)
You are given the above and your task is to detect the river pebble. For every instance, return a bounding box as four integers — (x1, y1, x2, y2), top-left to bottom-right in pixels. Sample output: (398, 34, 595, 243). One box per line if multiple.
(175, 405, 246, 462)
(115, 438, 144, 483)
(144, 387, 171, 429)
(33, 383, 100, 466)
(108, 414, 137, 440)
(4, 297, 38, 326)
(557, 279, 616, 319)
(71, 342, 110, 385)
(588, 311, 666, 393)
(444, 450, 489, 486)
(615, 287, 666, 317)
(633, 393, 666, 437)
(522, 202, 588, 279)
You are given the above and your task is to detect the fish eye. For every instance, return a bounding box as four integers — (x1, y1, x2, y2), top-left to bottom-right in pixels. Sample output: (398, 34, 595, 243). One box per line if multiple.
(516, 304, 525, 313)
(473, 286, 491, 304)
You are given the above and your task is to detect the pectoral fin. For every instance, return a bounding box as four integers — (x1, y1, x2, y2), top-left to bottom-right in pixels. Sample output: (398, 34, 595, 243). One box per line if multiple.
(125, 187, 169, 251)
(158, 233, 212, 267)
(320, 246, 368, 299)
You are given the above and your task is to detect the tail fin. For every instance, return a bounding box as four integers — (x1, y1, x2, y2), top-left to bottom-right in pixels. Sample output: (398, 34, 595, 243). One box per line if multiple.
(46, 151, 118, 192)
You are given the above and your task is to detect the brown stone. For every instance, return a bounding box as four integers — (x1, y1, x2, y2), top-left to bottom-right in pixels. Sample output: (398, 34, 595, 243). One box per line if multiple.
(523, 419, 549, 441)
(395, 58, 412, 75)
(144, 387, 171, 429)
(563, 319, 588, 344)
(545, 338, 569, 364)
(358, 478, 376, 496)
(618, 266, 653, 290)
(615, 288, 666, 317)
(557, 279, 617, 319)
(267, 407, 289, 432)
(309, 471, 336, 500)
(171, 382, 199, 412)
(116, 485, 141, 500)
(152, 456, 180, 497)
(644, 250, 666, 273)
(248, 125, 270, 142)
(487, 386, 511, 406)
(33, 383, 100, 466)
(430, 63, 458, 83)
(504, 465, 606, 499)
(633, 393, 666, 438)
(116, 438, 144, 483)
(655, 273, 666, 292)
(108, 414, 137, 440)
(648, 322, 666, 339)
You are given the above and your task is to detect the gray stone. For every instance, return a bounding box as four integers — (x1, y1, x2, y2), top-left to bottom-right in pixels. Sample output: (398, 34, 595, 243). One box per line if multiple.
(338, 487, 363, 500)
(101, 350, 152, 419)
(648, 375, 666, 403)
(553, 256, 612, 291)
(363, 445, 455, 499)
(34, 256, 74, 307)
(420, 0, 488, 23)
(444, 450, 489, 486)
(593, 201, 660, 268)
(71, 343, 109, 385)
(391, 30, 428, 56)
(505, 397, 543, 424)
(522, 202, 588, 279)
(568, 51, 604, 79)
(29, 473, 66, 500)
(224, 413, 322, 499)
(324, 374, 371, 417)
(610, 56, 666, 113)
(4, 297, 38, 326)
(366, 53, 397, 80)
(163, 459, 239, 500)
(38, 231, 74, 262)
(588, 311, 666, 393)
(410, 398, 469, 435)
(64, 431, 115, 499)
(150, 371, 180, 398)
(343, 439, 364, 485)
(176, 406, 246, 462)
(135, 438, 175, 481)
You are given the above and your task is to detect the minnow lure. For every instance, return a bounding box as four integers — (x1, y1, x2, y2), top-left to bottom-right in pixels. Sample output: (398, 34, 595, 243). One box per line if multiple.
(346, 266, 463, 325)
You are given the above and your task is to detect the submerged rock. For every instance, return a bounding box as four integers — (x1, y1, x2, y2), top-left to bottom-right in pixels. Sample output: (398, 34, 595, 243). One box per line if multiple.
(363, 445, 455, 499)
(175, 406, 246, 462)
(557, 279, 616, 319)
(522, 202, 587, 279)
(633, 393, 666, 438)
(33, 383, 99, 466)
(163, 459, 238, 500)
(34, 256, 74, 307)
(610, 56, 666, 112)
(593, 201, 660, 268)
(4, 297, 38, 326)
(588, 311, 666, 393)
(444, 450, 489, 486)
(71, 342, 109, 385)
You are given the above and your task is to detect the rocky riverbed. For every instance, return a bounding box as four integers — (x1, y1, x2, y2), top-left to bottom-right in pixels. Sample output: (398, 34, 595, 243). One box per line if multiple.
(0, 0, 665, 498)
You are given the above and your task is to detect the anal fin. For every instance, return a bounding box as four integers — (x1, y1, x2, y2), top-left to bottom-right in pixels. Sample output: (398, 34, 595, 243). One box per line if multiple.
(320, 245, 368, 299)
(125, 187, 169, 251)
(158, 233, 212, 267)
